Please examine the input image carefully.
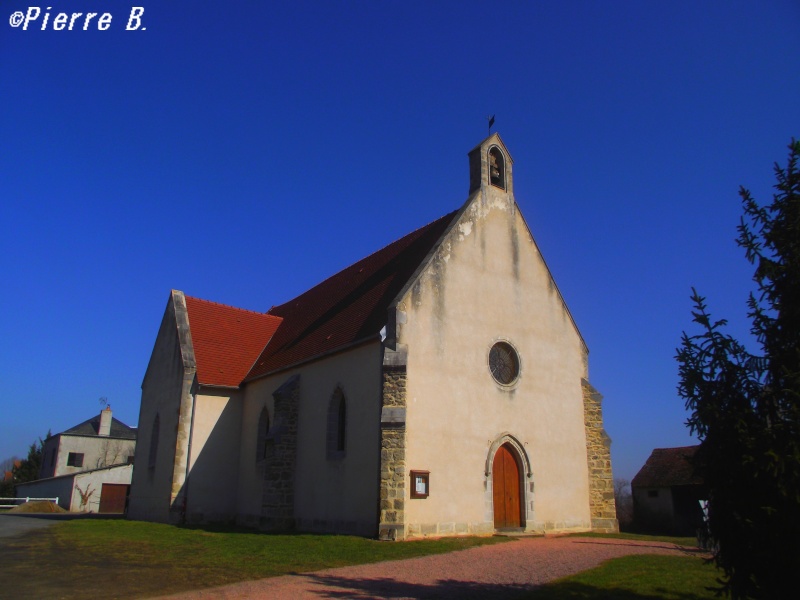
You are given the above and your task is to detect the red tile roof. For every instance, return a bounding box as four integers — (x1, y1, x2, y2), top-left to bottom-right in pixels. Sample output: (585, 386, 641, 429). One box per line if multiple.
(246, 210, 459, 379)
(184, 296, 282, 387)
(631, 445, 703, 488)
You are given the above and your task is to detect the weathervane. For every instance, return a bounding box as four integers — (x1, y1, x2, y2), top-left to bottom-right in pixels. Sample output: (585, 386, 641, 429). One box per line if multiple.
(487, 114, 495, 134)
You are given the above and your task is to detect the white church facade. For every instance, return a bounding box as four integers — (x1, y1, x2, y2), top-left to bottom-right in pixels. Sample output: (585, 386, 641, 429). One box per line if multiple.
(127, 133, 617, 539)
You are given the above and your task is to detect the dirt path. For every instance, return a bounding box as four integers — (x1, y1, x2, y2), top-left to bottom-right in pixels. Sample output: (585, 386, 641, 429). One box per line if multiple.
(156, 536, 700, 599)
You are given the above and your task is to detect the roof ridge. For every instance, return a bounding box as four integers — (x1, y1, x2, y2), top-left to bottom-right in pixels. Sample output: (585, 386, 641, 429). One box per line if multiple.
(269, 210, 458, 313)
(184, 294, 274, 318)
(342, 211, 457, 270)
(247, 209, 459, 379)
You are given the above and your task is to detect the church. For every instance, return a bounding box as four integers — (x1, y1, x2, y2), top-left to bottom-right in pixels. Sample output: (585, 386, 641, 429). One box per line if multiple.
(127, 133, 618, 539)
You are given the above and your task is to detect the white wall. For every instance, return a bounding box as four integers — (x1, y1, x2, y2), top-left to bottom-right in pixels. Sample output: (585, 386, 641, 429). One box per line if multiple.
(16, 464, 132, 512)
(16, 476, 75, 510)
(128, 296, 189, 522)
(183, 389, 242, 522)
(400, 176, 591, 535)
(51, 435, 134, 477)
(71, 465, 133, 513)
(237, 342, 382, 535)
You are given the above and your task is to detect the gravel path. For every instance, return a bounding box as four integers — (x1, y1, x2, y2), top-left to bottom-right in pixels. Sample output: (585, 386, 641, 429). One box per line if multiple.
(156, 536, 699, 599)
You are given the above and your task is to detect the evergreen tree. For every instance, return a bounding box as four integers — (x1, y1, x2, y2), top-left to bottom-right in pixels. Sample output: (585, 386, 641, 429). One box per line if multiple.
(11, 433, 49, 485)
(677, 140, 800, 599)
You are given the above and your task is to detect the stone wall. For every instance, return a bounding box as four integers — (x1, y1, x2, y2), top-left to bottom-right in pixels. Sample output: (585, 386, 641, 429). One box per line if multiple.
(260, 375, 299, 531)
(378, 363, 407, 540)
(582, 379, 619, 532)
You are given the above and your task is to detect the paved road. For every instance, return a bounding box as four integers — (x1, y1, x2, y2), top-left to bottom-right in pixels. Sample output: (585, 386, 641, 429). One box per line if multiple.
(157, 536, 703, 600)
(0, 513, 65, 539)
(0, 512, 122, 541)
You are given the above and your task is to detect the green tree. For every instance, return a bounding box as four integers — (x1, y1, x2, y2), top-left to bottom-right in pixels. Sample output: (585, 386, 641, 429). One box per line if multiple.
(677, 140, 800, 599)
(11, 432, 50, 485)
(0, 457, 16, 497)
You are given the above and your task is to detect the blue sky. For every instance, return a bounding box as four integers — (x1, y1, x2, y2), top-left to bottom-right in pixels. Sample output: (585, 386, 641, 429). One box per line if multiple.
(1, 1, 798, 483)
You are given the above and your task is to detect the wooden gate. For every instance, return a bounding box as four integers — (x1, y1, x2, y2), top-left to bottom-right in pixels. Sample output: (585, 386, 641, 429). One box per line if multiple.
(99, 484, 129, 514)
(492, 443, 522, 528)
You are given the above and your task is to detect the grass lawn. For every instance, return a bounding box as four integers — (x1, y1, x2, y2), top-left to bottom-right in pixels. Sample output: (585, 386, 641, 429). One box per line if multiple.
(527, 554, 719, 599)
(0, 519, 509, 599)
(0, 520, 719, 599)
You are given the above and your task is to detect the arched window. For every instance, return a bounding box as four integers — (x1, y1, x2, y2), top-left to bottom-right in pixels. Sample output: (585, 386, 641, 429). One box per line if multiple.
(148, 414, 160, 469)
(256, 406, 270, 461)
(337, 397, 347, 452)
(488, 146, 506, 189)
(327, 388, 347, 458)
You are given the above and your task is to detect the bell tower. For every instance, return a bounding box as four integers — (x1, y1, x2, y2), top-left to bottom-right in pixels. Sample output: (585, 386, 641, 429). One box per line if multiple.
(468, 132, 514, 197)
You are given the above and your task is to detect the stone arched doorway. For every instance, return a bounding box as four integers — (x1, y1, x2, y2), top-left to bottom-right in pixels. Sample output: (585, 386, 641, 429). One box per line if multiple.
(485, 434, 533, 531)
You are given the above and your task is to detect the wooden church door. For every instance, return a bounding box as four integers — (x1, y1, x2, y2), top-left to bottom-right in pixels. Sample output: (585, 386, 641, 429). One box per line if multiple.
(493, 443, 522, 528)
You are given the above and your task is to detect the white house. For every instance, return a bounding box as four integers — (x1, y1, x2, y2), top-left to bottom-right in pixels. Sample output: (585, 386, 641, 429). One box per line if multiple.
(17, 464, 133, 513)
(40, 406, 137, 479)
(19, 407, 137, 513)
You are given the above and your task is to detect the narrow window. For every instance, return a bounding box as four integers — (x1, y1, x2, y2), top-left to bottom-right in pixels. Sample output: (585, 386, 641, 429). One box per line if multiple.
(327, 388, 347, 458)
(337, 397, 346, 452)
(67, 452, 84, 467)
(256, 407, 270, 461)
(148, 414, 160, 469)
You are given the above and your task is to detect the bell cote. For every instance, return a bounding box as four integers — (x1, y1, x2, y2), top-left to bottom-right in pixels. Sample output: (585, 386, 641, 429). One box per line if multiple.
(468, 132, 514, 195)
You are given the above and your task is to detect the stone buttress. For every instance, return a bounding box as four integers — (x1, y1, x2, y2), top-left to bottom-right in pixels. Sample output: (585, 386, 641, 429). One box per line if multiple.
(582, 379, 618, 532)
(378, 345, 408, 540)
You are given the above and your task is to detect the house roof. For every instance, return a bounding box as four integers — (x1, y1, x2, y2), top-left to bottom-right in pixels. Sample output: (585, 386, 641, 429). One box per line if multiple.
(245, 209, 459, 379)
(184, 296, 283, 387)
(631, 445, 703, 488)
(62, 415, 137, 440)
(16, 462, 132, 486)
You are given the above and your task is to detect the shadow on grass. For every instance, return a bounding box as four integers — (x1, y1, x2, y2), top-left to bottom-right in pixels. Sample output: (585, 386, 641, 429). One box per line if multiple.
(174, 521, 334, 535)
(570, 539, 709, 555)
(299, 573, 714, 599)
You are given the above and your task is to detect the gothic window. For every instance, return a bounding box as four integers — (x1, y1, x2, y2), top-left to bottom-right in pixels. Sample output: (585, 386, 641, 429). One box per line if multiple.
(148, 414, 160, 469)
(327, 388, 347, 459)
(256, 406, 271, 461)
(337, 397, 347, 452)
(488, 146, 506, 189)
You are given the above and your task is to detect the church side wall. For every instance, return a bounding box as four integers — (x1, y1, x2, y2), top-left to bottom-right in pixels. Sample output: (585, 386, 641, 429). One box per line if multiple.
(399, 194, 592, 537)
(128, 305, 188, 523)
(236, 342, 382, 536)
(183, 389, 242, 523)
